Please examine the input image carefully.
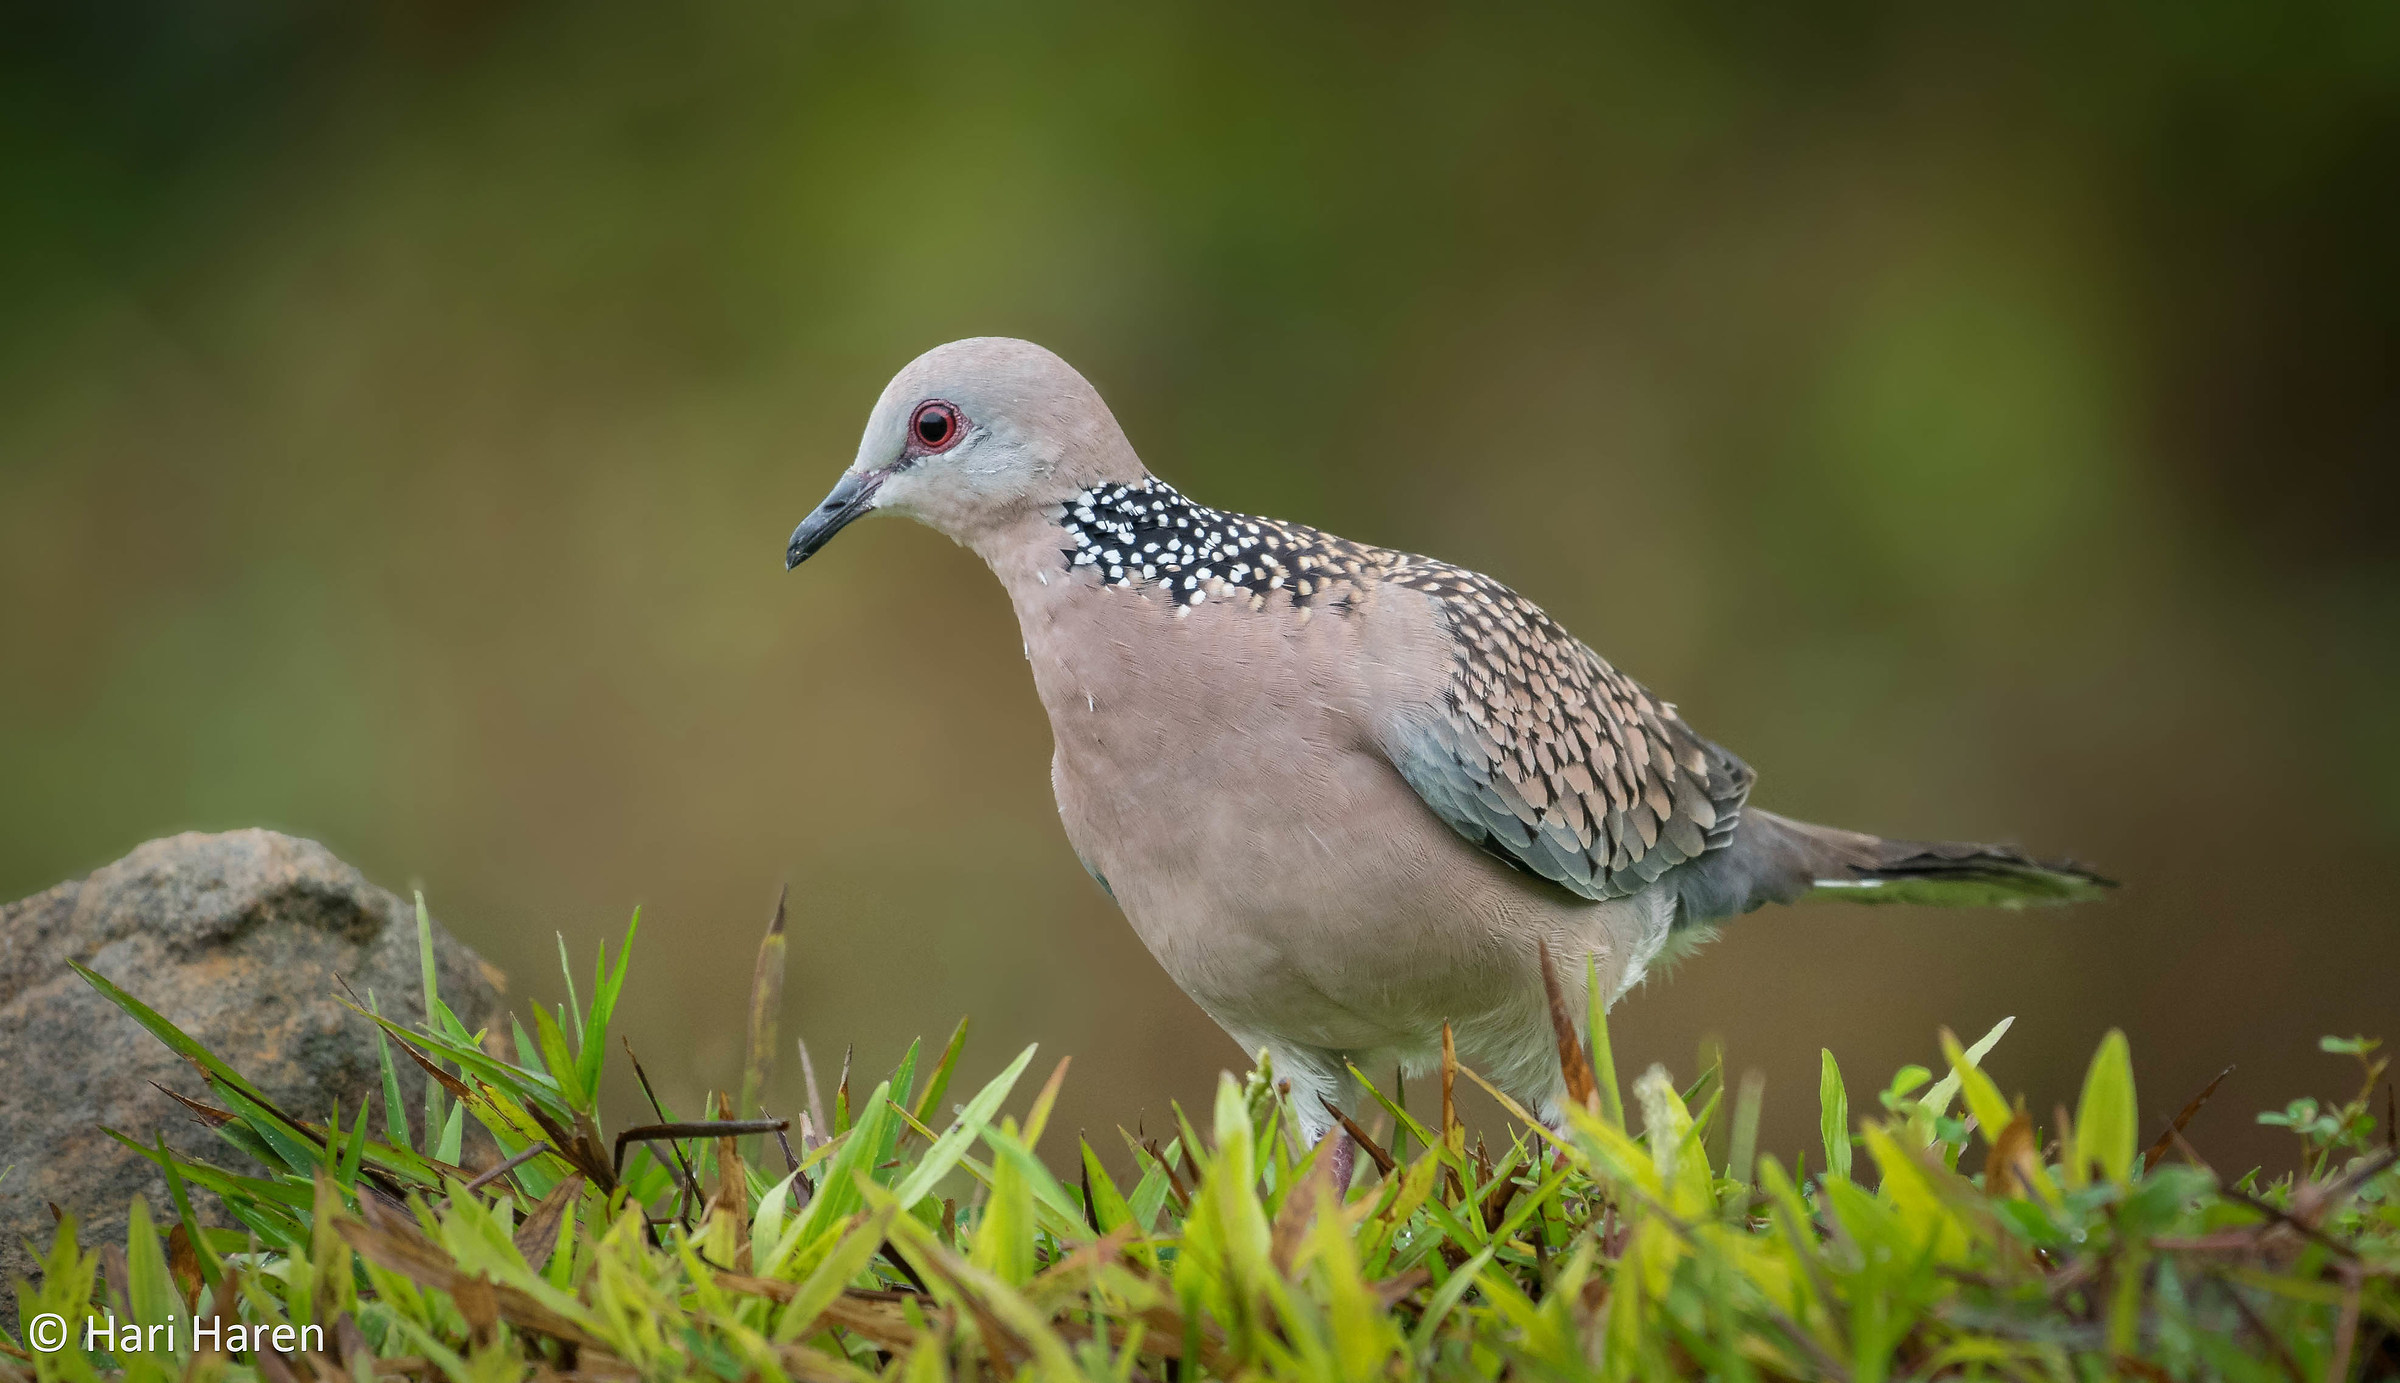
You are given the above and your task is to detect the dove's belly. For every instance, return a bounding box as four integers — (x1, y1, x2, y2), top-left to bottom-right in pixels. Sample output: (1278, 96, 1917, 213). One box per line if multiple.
(1018, 569, 1673, 1107)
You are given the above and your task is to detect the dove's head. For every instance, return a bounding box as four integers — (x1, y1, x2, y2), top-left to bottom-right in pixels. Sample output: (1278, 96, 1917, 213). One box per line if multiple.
(786, 337, 1143, 568)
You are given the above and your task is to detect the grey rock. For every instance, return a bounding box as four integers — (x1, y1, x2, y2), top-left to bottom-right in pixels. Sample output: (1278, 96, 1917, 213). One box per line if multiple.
(0, 830, 504, 1304)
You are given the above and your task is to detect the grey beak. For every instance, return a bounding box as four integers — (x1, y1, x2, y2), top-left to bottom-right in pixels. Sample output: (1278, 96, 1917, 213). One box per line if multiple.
(786, 470, 885, 569)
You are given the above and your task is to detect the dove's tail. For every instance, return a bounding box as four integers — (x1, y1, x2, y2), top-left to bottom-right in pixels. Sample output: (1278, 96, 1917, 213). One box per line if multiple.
(1670, 807, 2113, 925)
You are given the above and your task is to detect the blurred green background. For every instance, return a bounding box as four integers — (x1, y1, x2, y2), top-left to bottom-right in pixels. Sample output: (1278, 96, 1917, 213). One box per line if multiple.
(4, 1, 2394, 1175)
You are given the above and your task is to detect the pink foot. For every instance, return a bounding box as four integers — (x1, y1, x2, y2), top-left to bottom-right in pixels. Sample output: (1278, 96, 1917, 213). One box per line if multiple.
(1325, 1128, 1357, 1198)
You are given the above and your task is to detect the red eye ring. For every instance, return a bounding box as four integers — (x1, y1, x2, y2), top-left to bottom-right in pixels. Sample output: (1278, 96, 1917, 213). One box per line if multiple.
(908, 400, 964, 453)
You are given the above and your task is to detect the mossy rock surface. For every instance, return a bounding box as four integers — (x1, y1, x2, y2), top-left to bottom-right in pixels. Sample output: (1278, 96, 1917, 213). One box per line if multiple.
(0, 830, 502, 1309)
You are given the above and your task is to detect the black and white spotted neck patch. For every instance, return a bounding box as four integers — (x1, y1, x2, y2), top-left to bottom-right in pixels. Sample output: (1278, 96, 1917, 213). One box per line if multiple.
(1055, 477, 1416, 615)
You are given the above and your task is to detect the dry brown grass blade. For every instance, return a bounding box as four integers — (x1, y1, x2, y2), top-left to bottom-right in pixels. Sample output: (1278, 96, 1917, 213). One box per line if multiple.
(2142, 1064, 2234, 1172)
(330, 1313, 371, 1370)
(518, 1100, 614, 1195)
(100, 1243, 130, 1317)
(739, 885, 789, 1121)
(874, 1230, 1032, 1369)
(1319, 1103, 1398, 1178)
(462, 1142, 551, 1195)
(152, 1082, 236, 1127)
(814, 1296, 922, 1353)
(1054, 1309, 1237, 1372)
(188, 1251, 238, 1368)
(383, 1027, 475, 1104)
(452, 1273, 499, 1347)
(1538, 939, 1600, 1113)
(779, 1342, 879, 1383)
(567, 1112, 619, 1197)
(769, 1111, 801, 1174)
(1438, 1023, 1470, 1199)
(512, 1173, 583, 1271)
(165, 1222, 203, 1310)
(709, 1092, 752, 1272)
(340, 1199, 605, 1350)
(249, 1344, 302, 1383)
(1987, 1108, 2043, 1200)
(1480, 1157, 1525, 1232)
(1440, 1023, 1458, 1149)
(1375, 1267, 1432, 1309)
(165, 1050, 419, 1205)
(1271, 1149, 1334, 1272)
(715, 1273, 920, 1352)
(797, 1038, 829, 1150)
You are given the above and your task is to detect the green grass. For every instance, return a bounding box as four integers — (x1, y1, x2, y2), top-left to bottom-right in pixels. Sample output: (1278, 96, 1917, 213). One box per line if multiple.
(10, 903, 2396, 1382)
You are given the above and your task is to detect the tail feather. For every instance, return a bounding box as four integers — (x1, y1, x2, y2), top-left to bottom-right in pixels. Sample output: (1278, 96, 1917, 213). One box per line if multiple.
(1670, 807, 2113, 926)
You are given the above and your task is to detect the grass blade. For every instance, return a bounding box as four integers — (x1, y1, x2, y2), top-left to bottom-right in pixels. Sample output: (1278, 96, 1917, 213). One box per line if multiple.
(740, 886, 790, 1121)
(1587, 954, 1625, 1130)
(890, 1044, 1039, 1212)
(910, 1016, 972, 1132)
(415, 893, 447, 1146)
(575, 908, 639, 1106)
(2077, 1028, 2138, 1184)
(370, 989, 413, 1150)
(1819, 1049, 1853, 1180)
(556, 931, 583, 1047)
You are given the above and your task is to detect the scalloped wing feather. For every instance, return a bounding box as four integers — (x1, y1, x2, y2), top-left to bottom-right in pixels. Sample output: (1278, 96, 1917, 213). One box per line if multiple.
(1380, 564, 1755, 900)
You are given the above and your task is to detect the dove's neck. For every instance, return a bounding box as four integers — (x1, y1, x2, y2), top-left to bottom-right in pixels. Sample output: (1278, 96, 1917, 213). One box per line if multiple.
(954, 461, 1159, 581)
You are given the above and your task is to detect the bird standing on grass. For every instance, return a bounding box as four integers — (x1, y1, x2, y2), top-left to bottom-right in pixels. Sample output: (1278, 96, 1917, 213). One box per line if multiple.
(785, 338, 2107, 1157)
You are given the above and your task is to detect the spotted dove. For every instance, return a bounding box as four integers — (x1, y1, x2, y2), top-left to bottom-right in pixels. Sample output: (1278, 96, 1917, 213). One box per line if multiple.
(786, 338, 2108, 1143)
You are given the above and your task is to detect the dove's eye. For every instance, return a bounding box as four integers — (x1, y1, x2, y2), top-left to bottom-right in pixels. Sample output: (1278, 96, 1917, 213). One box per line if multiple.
(910, 401, 963, 452)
